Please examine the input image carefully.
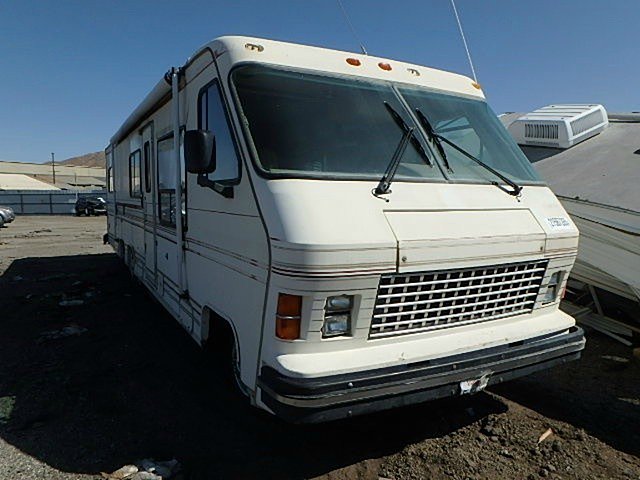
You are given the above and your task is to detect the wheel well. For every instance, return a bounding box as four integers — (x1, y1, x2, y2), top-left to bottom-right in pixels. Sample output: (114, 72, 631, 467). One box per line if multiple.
(202, 308, 252, 400)
(202, 307, 236, 357)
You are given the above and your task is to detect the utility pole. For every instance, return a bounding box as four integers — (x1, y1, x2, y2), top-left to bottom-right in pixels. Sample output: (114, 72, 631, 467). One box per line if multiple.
(51, 152, 56, 185)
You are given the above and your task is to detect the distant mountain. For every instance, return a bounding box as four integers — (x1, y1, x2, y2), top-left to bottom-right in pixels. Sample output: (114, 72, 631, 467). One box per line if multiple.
(55, 151, 106, 168)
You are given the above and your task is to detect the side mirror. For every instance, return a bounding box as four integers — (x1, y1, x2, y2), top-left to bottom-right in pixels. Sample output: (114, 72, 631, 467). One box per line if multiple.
(184, 130, 216, 174)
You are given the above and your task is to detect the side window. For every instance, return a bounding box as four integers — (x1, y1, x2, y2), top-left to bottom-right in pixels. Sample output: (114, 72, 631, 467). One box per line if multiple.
(157, 133, 185, 227)
(106, 150, 114, 193)
(198, 80, 240, 183)
(129, 150, 142, 198)
(107, 167, 113, 193)
(144, 141, 151, 193)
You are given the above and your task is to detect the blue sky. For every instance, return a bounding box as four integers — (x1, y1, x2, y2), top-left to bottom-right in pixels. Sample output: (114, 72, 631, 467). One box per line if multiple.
(0, 0, 636, 163)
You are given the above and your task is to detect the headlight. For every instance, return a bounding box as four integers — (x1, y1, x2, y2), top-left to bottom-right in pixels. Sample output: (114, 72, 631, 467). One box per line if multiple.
(326, 295, 352, 311)
(323, 313, 351, 337)
(542, 271, 563, 303)
(323, 295, 353, 338)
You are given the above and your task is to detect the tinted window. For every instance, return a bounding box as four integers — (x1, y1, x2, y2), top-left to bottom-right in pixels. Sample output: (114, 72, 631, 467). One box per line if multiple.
(144, 141, 151, 193)
(232, 65, 442, 181)
(107, 150, 114, 193)
(198, 80, 240, 182)
(107, 166, 113, 193)
(129, 150, 142, 198)
(157, 133, 184, 227)
(398, 87, 542, 183)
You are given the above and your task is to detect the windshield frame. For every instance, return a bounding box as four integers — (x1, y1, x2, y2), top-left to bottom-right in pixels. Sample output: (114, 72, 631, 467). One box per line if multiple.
(227, 62, 546, 188)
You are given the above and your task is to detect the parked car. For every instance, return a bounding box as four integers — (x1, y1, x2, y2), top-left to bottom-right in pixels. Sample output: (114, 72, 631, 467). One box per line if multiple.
(74, 197, 107, 216)
(0, 206, 15, 226)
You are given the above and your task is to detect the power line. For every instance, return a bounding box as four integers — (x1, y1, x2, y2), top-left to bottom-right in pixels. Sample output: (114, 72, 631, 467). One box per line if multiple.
(336, 0, 368, 55)
(450, 0, 477, 82)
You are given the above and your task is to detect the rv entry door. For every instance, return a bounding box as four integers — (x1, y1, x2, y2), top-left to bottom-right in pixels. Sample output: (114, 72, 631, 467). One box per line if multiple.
(141, 123, 157, 285)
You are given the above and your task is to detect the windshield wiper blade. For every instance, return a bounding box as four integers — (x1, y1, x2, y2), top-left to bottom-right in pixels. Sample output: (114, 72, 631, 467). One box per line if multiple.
(371, 102, 433, 202)
(415, 108, 523, 197)
(415, 108, 451, 171)
(384, 102, 432, 167)
(373, 125, 413, 199)
(373, 103, 432, 200)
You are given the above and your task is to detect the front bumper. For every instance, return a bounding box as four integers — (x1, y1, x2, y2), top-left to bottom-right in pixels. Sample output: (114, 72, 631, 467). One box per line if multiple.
(258, 326, 585, 423)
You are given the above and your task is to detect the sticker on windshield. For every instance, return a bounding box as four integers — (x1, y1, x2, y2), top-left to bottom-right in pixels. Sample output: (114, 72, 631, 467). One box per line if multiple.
(545, 217, 572, 230)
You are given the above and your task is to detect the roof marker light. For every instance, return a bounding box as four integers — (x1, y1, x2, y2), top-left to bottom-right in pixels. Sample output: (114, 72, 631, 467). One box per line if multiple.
(245, 43, 264, 52)
(346, 58, 361, 66)
(471, 81, 482, 90)
(407, 68, 420, 76)
(378, 62, 392, 71)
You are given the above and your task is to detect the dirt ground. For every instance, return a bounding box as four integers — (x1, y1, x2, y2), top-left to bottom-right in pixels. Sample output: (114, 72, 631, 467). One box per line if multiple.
(0, 216, 639, 480)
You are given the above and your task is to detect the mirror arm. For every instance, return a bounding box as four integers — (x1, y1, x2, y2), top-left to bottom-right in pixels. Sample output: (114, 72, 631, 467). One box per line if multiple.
(197, 174, 234, 198)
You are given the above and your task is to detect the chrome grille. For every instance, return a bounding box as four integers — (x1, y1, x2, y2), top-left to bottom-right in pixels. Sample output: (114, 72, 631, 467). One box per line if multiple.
(369, 260, 548, 339)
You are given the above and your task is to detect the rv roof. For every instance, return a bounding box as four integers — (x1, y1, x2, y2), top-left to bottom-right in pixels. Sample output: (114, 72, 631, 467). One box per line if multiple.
(501, 113, 640, 213)
(110, 36, 482, 146)
(206, 36, 483, 98)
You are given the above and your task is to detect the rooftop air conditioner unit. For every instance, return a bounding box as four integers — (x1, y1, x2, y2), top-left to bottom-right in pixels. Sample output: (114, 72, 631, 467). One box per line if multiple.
(507, 104, 608, 149)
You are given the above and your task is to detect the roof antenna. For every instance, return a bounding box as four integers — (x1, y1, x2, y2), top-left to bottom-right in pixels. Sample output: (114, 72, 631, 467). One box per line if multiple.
(450, 0, 478, 82)
(336, 0, 368, 55)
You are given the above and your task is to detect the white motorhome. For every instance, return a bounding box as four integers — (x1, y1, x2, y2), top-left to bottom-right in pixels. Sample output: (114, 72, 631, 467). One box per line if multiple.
(106, 36, 585, 422)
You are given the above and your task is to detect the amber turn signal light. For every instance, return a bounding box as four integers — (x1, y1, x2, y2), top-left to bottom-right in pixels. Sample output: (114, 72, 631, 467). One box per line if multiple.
(276, 293, 302, 340)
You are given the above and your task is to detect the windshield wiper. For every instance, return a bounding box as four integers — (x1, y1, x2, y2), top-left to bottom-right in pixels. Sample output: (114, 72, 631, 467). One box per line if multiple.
(415, 108, 523, 197)
(384, 102, 432, 167)
(373, 103, 432, 200)
(414, 108, 452, 172)
(373, 125, 413, 199)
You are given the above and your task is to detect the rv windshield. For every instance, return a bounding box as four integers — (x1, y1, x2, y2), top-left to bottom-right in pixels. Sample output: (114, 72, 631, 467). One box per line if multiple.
(398, 86, 542, 184)
(231, 64, 541, 184)
(231, 65, 444, 181)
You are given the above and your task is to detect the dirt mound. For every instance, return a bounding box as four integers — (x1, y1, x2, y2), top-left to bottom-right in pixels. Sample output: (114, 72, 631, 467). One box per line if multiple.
(56, 151, 105, 168)
(379, 395, 639, 480)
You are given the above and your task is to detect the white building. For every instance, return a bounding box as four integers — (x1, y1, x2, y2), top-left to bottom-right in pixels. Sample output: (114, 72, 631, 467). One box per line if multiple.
(0, 160, 105, 190)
